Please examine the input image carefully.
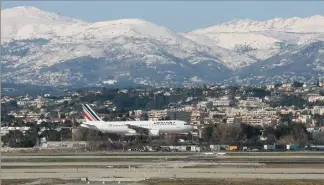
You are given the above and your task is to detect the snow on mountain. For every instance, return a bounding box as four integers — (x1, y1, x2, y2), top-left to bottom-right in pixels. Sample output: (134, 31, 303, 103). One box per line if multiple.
(1, 6, 237, 86)
(1, 6, 255, 69)
(186, 15, 324, 60)
(236, 41, 324, 84)
(1, 6, 324, 86)
(191, 15, 324, 33)
(182, 33, 256, 68)
(1, 6, 85, 42)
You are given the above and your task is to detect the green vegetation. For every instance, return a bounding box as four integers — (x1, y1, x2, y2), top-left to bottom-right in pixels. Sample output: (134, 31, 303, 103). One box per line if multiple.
(270, 94, 307, 109)
(1, 122, 72, 148)
(201, 122, 311, 147)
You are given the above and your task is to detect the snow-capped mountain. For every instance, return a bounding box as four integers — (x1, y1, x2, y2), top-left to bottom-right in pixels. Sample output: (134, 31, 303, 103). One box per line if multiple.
(1, 6, 324, 87)
(236, 41, 324, 84)
(191, 15, 324, 33)
(186, 15, 324, 60)
(1, 6, 85, 42)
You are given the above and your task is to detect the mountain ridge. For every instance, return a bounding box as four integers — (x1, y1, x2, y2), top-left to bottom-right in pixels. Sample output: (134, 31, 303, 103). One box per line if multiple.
(190, 14, 324, 33)
(1, 6, 324, 87)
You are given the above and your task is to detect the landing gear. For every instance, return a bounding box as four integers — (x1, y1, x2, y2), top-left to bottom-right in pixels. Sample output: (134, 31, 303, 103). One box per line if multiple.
(118, 134, 126, 151)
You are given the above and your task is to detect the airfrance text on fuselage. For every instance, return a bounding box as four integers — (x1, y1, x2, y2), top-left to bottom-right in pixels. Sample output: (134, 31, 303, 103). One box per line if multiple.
(153, 121, 176, 125)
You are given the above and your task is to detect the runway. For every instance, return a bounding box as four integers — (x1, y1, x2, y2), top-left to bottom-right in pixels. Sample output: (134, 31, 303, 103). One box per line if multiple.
(0, 161, 265, 167)
(1, 155, 187, 159)
(2, 155, 324, 158)
(2, 167, 324, 180)
(3, 152, 324, 183)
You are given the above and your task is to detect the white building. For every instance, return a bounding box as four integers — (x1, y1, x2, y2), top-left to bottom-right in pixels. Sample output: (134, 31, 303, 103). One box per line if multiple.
(1, 127, 31, 135)
(147, 109, 167, 121)
(311, 106, 324, 115)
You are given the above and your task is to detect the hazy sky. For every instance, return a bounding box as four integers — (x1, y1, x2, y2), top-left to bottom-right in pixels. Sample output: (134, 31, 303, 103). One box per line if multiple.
(2, 1, 324, 32)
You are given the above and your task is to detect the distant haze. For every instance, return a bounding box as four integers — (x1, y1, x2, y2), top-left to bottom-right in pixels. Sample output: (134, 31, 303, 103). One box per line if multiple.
(2, 1, 324, 32)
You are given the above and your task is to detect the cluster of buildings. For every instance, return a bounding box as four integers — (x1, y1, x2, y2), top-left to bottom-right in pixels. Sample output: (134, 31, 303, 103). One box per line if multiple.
(1, 81, 324, 139)
(141, 96, 323, 130)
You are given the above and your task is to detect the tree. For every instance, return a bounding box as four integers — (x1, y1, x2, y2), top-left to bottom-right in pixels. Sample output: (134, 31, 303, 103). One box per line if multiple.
(290, 124, 309, 146)
(245, 87, 270, 98)
(64, 119, 73, 127)
(271, 95, 307, 109)
(72, 127, 88, 141)
(312, 132, 324, 145)
(60, 113, 66, 119)
(38, 121, 56, 130)
(1, 129, 37, 148)
(211, 124, 246, 145)
(292, 81, 303, 88)
(40, 130, 61, 141)
(2, 130, 24, 147)
(103, 117, 110, 121)
(201, 126, 214, 142)
(142, 113, 149, 121)
(274, 123, 310, 146)
(265, 133, 276, 145)
(277, 135, 296, 145)
(60, 128, 72, 140)
(20, 130, 37, 147)
(274, 83, 282, 88)
(320, 90, 324, 96)
(39, 114, 45, 119)
(63, 100, 69, 107)
(313, 114, 324, 126)
(279, 113, 293, 125)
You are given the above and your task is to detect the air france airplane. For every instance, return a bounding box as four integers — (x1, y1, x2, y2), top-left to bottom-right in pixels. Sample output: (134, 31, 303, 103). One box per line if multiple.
(80, 104, 194, 136)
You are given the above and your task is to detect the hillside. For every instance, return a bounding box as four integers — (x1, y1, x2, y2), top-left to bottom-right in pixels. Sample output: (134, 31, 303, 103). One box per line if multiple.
(1, 6, 324, 87)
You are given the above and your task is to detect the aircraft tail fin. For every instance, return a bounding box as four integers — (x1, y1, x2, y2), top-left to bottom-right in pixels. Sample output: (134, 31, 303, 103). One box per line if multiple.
(82, 104, 102, 121)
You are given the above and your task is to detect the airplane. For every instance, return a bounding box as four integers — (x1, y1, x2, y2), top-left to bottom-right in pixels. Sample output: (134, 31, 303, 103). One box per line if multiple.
(80, 104, 194, 136)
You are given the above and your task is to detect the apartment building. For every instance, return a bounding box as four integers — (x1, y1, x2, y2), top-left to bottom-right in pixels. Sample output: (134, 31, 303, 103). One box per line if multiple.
(241, 110, 277, 117)
(226, 117, 242, 124)
(167, 111, 191, 122)
(238, 97, 268, 108)
(207, 97, 231, 107)
(243, 116, 278, 126)
(17, 97, 44, 108)
(311, 106, 324, 115)
(225, 108, 277, 117)
(191, 109, 203, 125)
(147, 109, 167, 121)
(308, 94, 324, 103)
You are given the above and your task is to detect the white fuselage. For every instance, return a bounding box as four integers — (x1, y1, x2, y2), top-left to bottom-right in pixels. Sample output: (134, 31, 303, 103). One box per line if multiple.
(81, 120, 193, 135)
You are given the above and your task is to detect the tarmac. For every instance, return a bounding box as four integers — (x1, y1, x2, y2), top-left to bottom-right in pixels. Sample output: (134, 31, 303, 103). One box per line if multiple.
(2, 155, 324, 159)
(2, 167, 324, 180)
(2, 152, 324, 182)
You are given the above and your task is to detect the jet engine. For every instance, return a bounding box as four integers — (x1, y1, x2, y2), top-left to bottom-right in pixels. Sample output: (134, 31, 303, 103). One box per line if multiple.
(148, 129, 160, 136)
(126, 129, 137, 135)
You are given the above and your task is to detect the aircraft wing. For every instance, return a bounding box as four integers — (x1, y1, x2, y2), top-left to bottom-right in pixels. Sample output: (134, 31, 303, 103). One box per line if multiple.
(125, 124, 150, 135)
